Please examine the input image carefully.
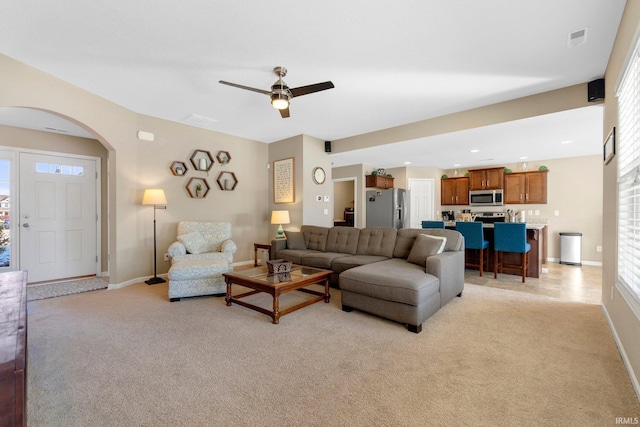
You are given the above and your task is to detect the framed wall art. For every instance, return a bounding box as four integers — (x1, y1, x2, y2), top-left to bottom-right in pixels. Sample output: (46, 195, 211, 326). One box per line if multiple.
(604, 127, 615, 165)
(273, 157, 294, 204)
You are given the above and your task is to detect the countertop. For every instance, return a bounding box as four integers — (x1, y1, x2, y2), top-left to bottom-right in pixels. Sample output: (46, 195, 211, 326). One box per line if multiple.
(445, 221, 546, 230)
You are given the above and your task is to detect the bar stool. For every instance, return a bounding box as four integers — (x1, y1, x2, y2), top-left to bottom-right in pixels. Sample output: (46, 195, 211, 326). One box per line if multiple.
(422, 220, 445, 229)
(455, 222, 489, 276)
(493, 222, 531, 283)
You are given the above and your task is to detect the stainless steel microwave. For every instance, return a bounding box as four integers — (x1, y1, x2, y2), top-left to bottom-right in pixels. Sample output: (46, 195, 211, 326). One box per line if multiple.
(469, 189, 504, 206)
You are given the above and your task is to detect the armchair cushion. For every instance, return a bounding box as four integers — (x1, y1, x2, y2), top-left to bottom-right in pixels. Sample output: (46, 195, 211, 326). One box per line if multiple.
(177, 232, 208, 254)
(407, 234, 447, 267)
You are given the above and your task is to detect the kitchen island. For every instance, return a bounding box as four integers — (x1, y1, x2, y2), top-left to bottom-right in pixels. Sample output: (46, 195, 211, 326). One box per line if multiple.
(446, 222, 547, 278)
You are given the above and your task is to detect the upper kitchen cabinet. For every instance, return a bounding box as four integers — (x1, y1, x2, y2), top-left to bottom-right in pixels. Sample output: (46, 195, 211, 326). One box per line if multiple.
(468, 167, 505, 190)
(441, 177, 469, 205)
(366, 174, 394, 189)
(504, 170, 548, 204)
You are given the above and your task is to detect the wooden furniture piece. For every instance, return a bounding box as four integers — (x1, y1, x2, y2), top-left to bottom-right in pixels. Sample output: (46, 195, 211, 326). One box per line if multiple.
(456, 222, 489, 277)
(0, 271, 28, 427)
(365, 174, 394, 189)
(441, 177, 469, 205)
(224, 265, 331, 324)
(253, 243, 271, 267)
(494, 223, 531, 283)
(504, 170, 548, 204)
(468, 167, 504, 190)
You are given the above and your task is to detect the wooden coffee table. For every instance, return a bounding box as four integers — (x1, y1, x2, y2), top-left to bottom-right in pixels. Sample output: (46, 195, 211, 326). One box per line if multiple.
(223, 265, 331, 324)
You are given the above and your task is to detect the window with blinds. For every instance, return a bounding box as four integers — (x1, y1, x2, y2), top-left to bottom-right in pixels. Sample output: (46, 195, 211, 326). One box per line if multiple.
(617, 34, 640, 311)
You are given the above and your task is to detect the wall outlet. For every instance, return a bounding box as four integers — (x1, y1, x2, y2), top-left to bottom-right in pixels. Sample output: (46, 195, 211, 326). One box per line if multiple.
(597, 246, 602, 252)
(323, 208, 328, 215)
(534, 210, 540, 215)
(164, 253, 170, 261)
(528, 210, 533, 215)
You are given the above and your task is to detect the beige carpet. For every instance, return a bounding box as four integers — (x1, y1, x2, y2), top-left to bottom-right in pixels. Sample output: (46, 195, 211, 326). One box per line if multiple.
(26, 282, 639, 426)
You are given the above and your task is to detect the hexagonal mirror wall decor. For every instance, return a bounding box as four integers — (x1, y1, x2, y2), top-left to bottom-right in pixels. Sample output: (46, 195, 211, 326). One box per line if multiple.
(217, 171, 238, 191)
(170, 161, 188, 176)
(216, 150, 231, 165)
(186, 177, 210, 198)
(190, 149, 214, 172)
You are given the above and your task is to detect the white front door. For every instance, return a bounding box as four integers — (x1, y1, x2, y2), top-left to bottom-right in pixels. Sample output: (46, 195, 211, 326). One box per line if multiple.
(408, 178, 435, 228)
(19, 152, 98, 283)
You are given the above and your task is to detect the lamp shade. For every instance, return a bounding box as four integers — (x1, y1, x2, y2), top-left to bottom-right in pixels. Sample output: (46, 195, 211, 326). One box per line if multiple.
(271, 210, 290, 225)
(142, 189, 167, 205)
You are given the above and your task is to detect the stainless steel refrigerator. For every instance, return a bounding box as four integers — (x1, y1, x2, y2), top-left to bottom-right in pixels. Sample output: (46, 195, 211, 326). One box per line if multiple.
(366, 188, 407, 229)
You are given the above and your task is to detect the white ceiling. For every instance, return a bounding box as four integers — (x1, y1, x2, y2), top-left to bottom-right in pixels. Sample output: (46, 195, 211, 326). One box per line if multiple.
(0, 0, 626, 169)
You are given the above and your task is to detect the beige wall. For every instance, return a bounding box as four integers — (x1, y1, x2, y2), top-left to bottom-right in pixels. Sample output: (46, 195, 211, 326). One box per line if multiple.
(602, 0, 640, 397)
(0, 54, 270, 283)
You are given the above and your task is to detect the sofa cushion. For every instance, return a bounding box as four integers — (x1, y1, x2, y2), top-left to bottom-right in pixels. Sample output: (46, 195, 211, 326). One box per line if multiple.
(177, 232, 208, 254)
(394, 228, 464, 258)
(300, 251, 349, 269)
(301, 225, 330, 252)
(356, 227, 397, 257)
(285, 231, 307, 250)
(325, 227, 360, 254)
(330, 255, 390, 274)
(339, 258, 440, 307)
(407, 234, 447, 267)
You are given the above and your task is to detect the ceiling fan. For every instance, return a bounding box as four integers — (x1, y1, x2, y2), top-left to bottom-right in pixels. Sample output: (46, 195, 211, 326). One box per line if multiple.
(219, 66, 334, 118)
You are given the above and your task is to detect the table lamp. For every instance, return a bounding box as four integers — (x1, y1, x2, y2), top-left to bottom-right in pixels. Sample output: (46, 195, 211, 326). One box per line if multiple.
(271, 210, 290, 239)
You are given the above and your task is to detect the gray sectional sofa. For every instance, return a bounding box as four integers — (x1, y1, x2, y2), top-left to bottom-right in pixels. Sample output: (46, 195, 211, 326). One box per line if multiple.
(271, 226, 465, 333)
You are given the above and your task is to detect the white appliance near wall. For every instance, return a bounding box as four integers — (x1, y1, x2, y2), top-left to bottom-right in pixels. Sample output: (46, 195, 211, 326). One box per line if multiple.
(366, 188, 408, 229)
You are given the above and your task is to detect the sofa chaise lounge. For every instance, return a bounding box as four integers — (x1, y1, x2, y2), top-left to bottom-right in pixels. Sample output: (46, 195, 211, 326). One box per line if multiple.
(271, 226, 465, 332)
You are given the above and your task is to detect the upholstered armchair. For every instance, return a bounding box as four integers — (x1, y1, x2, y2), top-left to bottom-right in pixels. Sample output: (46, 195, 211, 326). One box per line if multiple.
(167, 221, 237, 301)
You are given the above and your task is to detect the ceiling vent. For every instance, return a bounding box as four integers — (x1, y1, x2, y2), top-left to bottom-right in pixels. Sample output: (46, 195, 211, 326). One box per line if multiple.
(568, 27, 588, 48)
(44, 126, 68, 133)
(183, 113, 219, 129)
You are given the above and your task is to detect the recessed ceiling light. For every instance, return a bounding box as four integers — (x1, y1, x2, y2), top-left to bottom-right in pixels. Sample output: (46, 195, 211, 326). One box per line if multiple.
(561, 140, 572, 144)
(453, 164, 460, 167)
(470, 149, 479, 153)
(404, 161, 411, 165)
(519, 156, 528, 160)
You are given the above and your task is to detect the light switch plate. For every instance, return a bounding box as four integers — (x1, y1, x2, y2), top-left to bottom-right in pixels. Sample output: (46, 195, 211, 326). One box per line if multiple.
(324, 196, 329, 202)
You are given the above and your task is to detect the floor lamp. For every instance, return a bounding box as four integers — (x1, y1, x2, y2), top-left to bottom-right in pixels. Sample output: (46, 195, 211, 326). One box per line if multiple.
(142, 188, 167, 285)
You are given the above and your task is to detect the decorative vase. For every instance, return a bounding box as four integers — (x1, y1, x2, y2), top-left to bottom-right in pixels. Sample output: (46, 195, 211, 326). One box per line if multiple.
(199, 158, 207, 171)
(224, 179, 233, 190)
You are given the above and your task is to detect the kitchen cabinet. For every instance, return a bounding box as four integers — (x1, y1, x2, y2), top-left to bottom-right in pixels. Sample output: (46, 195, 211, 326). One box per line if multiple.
(441, 177, 469, 205)
(365, 174, 394, 189)
(504, 170, 548, 204)
(468, 167, 504, 190)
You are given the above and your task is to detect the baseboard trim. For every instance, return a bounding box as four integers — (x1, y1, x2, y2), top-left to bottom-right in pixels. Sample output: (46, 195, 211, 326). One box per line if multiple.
(108, 273, 168, 290)
(107, 260, 255, 290)
(601, 303, 640, 402)
(546, 257, 602, 267)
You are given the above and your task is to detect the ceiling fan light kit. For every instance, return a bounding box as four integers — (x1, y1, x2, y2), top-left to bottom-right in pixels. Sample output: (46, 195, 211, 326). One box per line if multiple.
(219, 66, 334, 118)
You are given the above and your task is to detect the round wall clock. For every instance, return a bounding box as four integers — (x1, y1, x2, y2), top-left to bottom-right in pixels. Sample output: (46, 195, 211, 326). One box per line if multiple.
(312, 167, 326, 184)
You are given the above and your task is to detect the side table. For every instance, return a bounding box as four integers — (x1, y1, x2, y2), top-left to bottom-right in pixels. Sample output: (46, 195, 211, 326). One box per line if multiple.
(254, 243, 272, 267)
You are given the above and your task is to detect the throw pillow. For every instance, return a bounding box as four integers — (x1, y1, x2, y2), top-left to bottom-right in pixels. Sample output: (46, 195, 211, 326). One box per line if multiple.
(177, 231, 208, 254)
(407, 234, 447, 267)
(285, 231, 307, 250)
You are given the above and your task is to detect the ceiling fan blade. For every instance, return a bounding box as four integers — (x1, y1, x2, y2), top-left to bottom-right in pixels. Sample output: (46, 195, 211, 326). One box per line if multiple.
(219, 80, 271, 95)
(290, 81, 334, 98)
(279, 107, 290, 119)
